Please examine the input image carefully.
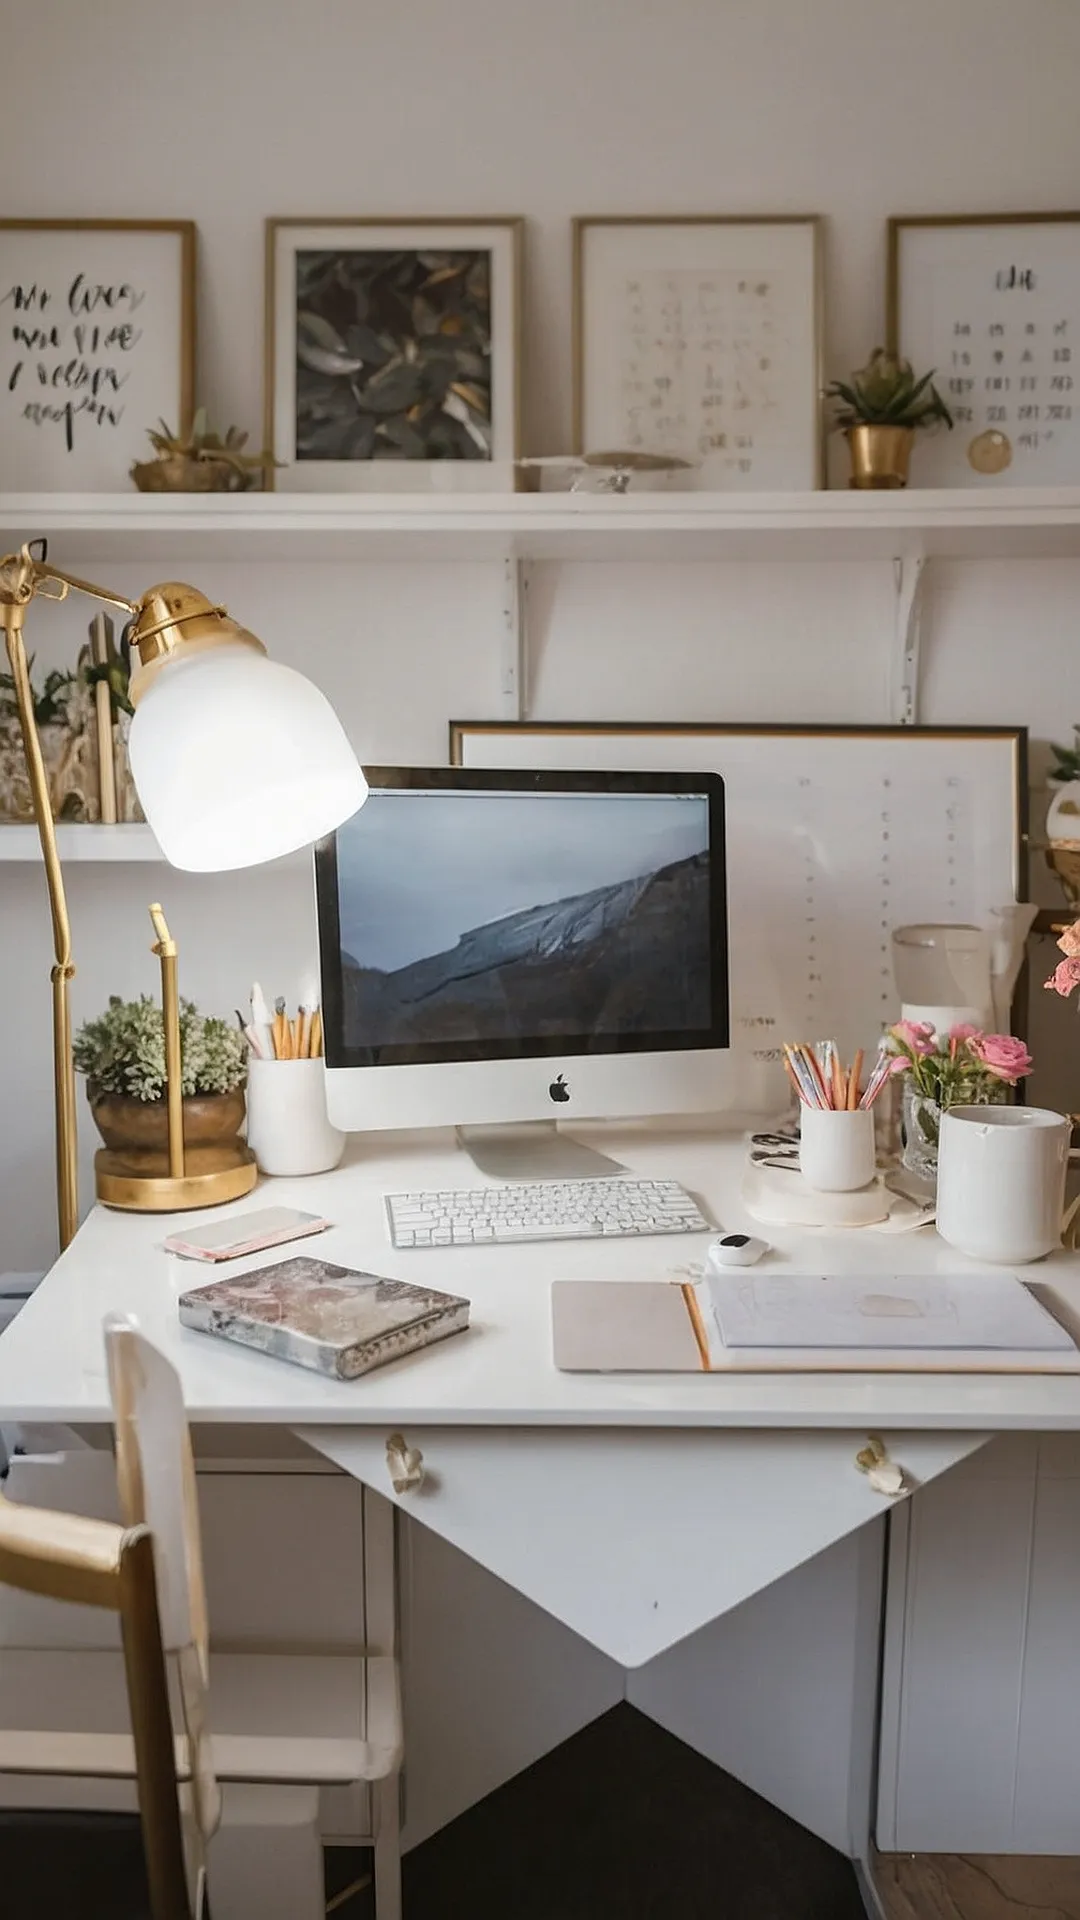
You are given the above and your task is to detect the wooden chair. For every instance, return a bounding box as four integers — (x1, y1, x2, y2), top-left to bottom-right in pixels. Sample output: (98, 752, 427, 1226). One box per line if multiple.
(0, 1483, 195, 1920)
(0, 1315, 404, 1920)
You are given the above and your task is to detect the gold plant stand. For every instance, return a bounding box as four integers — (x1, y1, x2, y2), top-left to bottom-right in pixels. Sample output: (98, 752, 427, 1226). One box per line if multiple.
(94, 903, 256, 1214)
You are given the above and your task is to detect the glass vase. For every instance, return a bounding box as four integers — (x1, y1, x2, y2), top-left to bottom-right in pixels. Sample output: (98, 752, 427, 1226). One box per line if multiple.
(900, 1079, 1007, 1182)
(901, 1083, 943, 1181)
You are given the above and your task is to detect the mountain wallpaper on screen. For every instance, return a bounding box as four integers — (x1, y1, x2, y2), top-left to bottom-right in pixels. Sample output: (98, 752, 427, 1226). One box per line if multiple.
(342, 852, 711, 1049)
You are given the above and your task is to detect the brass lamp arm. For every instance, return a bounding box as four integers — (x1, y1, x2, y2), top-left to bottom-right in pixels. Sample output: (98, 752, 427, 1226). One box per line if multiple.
(0, 544, 139, 627)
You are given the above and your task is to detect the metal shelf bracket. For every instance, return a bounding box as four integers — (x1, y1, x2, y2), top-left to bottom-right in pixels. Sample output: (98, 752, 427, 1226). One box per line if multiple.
(891, 555, 926, 727)
(500, 554, 530, 721)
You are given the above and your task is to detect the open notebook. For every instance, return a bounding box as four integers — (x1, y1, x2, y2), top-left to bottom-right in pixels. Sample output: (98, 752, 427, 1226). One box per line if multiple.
(552, 1270, 1080, 1374)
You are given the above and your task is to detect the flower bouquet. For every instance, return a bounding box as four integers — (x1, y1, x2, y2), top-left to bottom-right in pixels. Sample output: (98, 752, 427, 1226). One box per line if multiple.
(887, 1020, 1033, 1180)
(1045, 918, 1080, 1000)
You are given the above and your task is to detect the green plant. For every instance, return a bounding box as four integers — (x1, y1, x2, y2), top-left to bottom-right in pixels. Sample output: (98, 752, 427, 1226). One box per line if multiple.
(0, 639, 132, 726)
(146, 407, 275, 478)
(827, 349, 953, 431)
(74, 995, 246, 1102)
(1049, 726, 1080, 783)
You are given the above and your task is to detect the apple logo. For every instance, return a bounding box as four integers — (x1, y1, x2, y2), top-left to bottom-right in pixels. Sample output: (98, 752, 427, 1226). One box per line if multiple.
(548, 1073, 571, 1104)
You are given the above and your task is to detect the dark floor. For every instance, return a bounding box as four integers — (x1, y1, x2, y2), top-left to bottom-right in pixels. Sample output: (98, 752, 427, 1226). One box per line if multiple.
(0, 1704, 865, 1918)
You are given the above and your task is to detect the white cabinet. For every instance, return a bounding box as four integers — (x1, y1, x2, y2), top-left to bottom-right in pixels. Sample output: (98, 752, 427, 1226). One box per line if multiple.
(878, 1432, 1080, 1853)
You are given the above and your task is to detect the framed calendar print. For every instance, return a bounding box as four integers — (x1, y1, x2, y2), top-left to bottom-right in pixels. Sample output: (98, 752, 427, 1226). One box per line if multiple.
(888, 212, 1080, 485)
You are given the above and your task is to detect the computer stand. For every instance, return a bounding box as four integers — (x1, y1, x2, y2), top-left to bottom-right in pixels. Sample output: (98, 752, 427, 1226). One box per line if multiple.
(456, 1123, 628, 1182)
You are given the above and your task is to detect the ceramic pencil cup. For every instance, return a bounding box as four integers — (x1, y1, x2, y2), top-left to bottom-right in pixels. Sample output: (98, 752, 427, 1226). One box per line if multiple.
(245, 1059, 346, 1178)
(936, 1105, 1070, 1265)
(799, 1107, 876, 1193)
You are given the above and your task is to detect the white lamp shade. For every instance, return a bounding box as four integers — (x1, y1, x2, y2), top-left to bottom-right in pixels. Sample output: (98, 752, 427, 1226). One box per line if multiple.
(128, 645, 368, 871)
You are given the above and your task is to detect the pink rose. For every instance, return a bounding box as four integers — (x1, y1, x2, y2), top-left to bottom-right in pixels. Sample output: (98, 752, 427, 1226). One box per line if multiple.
(890, 1019, 936, 1056)
(1046, 955, 1080, 998)
(948, 1022, 982, 1044)
(969, 1033, 1033, 1083)
(1057, 920, 1080, 958)
(889, 1054, 910, 1075)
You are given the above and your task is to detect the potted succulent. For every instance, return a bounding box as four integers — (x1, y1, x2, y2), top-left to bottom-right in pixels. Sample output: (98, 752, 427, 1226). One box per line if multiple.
(827, 350, 953, 488)
(1045, 725, 1080, 908)
(130, 408, 275, 493)
(74, 995, 248, 1169)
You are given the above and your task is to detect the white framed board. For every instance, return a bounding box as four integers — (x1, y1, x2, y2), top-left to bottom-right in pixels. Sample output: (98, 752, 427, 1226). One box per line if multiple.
(451, 722, 1026, 1113)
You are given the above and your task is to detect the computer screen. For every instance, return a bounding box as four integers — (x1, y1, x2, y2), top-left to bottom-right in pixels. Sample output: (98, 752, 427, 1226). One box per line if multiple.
(316, 767, 727, 1070)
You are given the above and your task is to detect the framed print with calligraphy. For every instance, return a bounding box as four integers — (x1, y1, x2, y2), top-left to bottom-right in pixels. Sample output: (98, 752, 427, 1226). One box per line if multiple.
(572, 216, 823, 490)
(266, 217, 522, 492)
(0, 220, 195, 491)
(888, 213, 1080, 485)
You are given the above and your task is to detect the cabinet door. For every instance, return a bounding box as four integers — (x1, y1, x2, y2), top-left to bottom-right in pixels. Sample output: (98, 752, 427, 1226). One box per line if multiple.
(878, 1432, 1080, 1853)
(296, 1425, 987, 1668)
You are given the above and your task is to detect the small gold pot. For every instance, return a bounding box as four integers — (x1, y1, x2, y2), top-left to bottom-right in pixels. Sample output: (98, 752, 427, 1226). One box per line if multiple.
(845, 424, 915, 489)
(130, 454, 255, 494)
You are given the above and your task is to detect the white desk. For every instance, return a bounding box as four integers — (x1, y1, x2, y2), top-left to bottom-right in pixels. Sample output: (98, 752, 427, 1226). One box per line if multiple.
(1, 1123, 1078, 1432)
(3, 1121, 1077, 1878)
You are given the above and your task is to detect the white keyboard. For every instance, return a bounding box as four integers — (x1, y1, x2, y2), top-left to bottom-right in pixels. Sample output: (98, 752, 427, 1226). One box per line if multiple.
(385, 1177, 711, 1248)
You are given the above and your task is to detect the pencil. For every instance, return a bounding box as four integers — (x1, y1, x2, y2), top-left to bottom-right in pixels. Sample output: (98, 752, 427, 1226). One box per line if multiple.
(310, 1008, 323, 1058)
(848, 1049, 863, 1110)
(297, 1009, 312, 1059)
(799, 1044, 830, 1108)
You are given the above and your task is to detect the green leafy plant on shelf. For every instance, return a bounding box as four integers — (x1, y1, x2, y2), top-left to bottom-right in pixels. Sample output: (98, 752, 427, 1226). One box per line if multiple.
(1049, 726, 1080, 784)
(73, 996, 247, 1103)
(0, 640, 132, 728)
(827, 349, 953, 430)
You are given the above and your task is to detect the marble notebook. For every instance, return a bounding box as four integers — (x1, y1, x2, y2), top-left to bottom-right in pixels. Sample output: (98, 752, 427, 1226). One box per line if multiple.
(178, 1255, 470, 1381)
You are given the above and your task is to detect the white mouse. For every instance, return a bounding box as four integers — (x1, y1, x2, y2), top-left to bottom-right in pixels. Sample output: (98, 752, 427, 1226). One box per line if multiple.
(706, 1233, 769, 1270)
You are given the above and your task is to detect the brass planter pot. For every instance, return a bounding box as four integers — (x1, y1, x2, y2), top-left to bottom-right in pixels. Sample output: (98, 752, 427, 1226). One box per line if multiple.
(845, 424, 915, 489)
(130, 454, 256, 494)
(88, 1084, 256, 1211)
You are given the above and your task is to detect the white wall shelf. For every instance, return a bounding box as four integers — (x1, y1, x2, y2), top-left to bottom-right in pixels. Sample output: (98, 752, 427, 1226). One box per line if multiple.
(3, 487, 1080, 565)
(0, 824, 161, 862)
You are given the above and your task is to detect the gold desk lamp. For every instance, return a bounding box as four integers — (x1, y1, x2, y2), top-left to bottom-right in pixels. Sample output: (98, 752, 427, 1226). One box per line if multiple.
(0, 541, 368, 1250)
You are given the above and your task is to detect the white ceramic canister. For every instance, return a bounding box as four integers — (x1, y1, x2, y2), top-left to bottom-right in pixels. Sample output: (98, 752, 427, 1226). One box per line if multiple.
(936, 1105, 1070, 1265)
(245, 1059, 346, 1177)
(798, 1107, 876, 1193)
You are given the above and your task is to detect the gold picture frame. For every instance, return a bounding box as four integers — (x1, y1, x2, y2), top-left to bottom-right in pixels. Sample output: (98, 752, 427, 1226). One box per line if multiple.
(264, 215, 524, 492)
(572, 214, 825, 489)
(887, 211, 1080, 485)
(0, 218, 195, 489)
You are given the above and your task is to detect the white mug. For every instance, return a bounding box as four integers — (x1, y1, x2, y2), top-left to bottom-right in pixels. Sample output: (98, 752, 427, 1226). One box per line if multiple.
(245, 1059, 346, 1178)
(799, 1107, 876, 1193)
(936, 1105, 1070, 1265)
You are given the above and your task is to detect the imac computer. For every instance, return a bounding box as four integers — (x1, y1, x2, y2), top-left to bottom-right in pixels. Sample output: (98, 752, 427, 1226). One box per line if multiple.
(314, 765, 728, 1178)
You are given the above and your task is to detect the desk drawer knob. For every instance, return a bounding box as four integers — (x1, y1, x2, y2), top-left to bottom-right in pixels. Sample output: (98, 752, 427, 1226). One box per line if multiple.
(855, 1434, 906, 1497)
(386, 1432, 425, 1495)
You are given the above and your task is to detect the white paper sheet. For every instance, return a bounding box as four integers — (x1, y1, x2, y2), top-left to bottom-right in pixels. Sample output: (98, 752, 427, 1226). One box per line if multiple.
(704, 1271, 1074, 1353)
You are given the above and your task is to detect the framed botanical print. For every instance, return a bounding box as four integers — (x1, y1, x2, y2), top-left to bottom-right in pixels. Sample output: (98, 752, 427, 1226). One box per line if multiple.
(266, 217, 523, 491)
(0, 219, 195, 490)
(888, 212, 1080, 485)
(573, 215, 824, 490)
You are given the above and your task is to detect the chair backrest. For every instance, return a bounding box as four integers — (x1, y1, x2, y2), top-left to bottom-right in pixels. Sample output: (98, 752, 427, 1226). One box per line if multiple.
(104, 1314, 222, 1849)
(0, 1487, 193, 1920)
